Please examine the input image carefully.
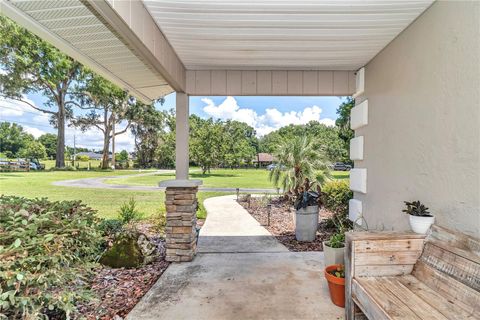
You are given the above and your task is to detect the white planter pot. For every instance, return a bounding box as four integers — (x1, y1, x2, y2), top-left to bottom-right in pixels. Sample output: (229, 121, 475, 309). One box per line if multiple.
(409, 215, 435, 234)
(323, 241, 345, 266)
(295, 205, 319, 242)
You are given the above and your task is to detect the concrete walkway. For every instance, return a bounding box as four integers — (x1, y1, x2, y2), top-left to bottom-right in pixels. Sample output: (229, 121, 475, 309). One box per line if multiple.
(53, 172, 277, 193)
(127, 195, 343, 320)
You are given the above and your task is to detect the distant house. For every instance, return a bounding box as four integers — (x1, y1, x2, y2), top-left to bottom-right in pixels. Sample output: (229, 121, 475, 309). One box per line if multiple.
(76, 152, 109, 160)
(253, 153, 275, 167)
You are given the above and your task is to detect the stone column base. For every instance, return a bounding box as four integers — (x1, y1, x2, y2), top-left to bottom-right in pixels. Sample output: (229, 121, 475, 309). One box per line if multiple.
(164, 186, 198, 262)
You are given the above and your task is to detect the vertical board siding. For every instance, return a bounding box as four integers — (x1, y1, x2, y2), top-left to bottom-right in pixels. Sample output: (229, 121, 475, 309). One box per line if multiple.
(186, 70, 355, 96)
(257, 71, 272, 95)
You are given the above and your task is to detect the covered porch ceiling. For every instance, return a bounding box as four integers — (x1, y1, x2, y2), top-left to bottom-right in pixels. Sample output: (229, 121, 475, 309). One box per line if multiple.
(1, 0, 434, 100)
(144, 0, 434, 70)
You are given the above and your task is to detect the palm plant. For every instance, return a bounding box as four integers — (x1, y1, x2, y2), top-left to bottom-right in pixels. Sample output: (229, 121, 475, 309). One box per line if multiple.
(269, 135, 331, 197)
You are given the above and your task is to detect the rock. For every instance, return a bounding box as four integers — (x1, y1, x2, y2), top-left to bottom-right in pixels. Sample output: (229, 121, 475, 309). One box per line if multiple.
(100, 233, 144, 268)
(137, 233, 159, 264)
(100, 231, 160, 268)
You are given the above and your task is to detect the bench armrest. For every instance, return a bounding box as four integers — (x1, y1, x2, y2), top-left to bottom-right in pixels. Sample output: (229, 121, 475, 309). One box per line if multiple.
(345, 231, 426, 320)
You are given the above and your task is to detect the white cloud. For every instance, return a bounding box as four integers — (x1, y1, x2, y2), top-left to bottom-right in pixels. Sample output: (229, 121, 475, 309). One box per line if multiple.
(64, 121, 135, 152)
(0, 96, 44, 117)
(202, 96, 335, 136)
(24, 126, 46, 138)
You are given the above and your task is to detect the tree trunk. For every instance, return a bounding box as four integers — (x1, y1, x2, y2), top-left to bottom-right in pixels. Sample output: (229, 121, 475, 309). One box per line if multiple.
(55, 105, 66, 168)
(101, 129, 110, 169)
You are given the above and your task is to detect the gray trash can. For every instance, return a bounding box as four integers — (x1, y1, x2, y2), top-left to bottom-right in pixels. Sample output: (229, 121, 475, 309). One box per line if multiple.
(295, 205, 319, 242)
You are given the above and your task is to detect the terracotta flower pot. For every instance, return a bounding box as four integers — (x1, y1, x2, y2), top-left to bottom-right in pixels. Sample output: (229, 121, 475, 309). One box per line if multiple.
(324, 264, 345, 308)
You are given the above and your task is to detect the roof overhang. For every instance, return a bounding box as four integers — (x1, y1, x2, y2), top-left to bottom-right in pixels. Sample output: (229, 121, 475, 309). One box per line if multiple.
(2, 0, 435, 98)
(1, 0, 180, 103)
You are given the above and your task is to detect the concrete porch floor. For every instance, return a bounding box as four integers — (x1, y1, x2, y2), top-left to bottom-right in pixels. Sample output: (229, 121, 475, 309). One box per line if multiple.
(127, 195, 344, 320)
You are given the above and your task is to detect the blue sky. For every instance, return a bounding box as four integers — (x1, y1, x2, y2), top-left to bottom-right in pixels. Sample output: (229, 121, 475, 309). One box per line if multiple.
(1, 92, 347, 151)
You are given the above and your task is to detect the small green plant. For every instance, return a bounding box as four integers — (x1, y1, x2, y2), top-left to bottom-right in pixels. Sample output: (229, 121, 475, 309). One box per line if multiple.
(328, 265, 345, 278)
(402, 201, 432, 217)
(118, 197, 143, 224)
(327, 232, 345, 248)
(98, 219, 124, 236)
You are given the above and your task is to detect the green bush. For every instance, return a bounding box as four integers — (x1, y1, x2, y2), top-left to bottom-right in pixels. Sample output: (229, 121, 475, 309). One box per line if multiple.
(98, 219, 124, 237)
(118, 197, 143, 224)
(321, 180, 353, 230)
(321, 180, 352, 215)
(0, 196, 103, 319)
(75, 155, 90, 162)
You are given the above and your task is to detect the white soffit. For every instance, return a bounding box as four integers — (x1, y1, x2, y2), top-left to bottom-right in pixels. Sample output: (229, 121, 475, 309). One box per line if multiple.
(2, 0, 173, 102)
(144, 0, 434, 70)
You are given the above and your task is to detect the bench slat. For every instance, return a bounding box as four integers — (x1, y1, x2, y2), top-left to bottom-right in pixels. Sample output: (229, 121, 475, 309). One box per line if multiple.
(354, 250, 423, 266)
(353, 277, 421, 320)
(355, 264, 414, 277)
(354, 239, 424, 253)
(396, 275, 479, 319)
(413, 260, 480, 315)
(420, 242, 480, 291)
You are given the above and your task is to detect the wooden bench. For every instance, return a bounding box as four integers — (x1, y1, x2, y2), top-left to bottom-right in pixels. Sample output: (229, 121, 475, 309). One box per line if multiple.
(345, 225, 480, 319)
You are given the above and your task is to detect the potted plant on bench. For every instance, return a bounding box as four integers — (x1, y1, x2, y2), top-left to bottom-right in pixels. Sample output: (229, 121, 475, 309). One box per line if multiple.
(403, 200, 434, 234)
(324, 264, 345, 307)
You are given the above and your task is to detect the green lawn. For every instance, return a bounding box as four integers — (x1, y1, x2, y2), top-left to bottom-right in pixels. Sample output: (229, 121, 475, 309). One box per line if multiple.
(0, 170, 226, 220)
(0, 168, 349, 220)
(106, 168, 350, 188)
(105, 168, 273, 189)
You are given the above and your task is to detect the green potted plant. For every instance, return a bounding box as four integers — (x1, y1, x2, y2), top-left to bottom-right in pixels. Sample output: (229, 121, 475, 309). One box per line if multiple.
(324, 264, 345, 307)
(323, 231, 345, 266)
(403, 200, 434, 234)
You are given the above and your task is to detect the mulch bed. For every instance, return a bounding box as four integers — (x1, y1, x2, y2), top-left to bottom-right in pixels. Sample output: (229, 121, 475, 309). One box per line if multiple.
(239, 197, 337, 252)
(78, 223, 170, 320)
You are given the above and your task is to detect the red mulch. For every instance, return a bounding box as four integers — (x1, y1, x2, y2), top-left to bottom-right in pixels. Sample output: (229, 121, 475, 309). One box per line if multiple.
(78, 223, 170, 320)
(239, 197, 336, 252)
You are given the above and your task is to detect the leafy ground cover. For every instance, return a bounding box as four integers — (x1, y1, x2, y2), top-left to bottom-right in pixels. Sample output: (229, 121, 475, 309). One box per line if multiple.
(0, 170, 226, 219)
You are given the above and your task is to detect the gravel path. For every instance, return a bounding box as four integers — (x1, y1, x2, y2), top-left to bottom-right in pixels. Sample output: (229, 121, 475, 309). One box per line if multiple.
(52, 170, 278, 193)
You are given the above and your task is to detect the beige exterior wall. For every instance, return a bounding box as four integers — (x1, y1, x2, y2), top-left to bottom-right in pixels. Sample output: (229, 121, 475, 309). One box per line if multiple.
(355, 1, 480, 237)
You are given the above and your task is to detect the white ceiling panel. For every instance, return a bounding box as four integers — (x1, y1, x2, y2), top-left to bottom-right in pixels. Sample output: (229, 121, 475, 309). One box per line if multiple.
(144, 0, 434, 70)
(4, 0, 172, 101)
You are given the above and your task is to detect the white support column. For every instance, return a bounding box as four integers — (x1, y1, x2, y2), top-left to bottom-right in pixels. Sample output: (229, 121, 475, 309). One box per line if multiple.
(175, 92, 189, 180)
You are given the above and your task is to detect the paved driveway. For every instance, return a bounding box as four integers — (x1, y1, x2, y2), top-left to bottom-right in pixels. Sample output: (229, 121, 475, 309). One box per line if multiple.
(127, 195, 343, 320)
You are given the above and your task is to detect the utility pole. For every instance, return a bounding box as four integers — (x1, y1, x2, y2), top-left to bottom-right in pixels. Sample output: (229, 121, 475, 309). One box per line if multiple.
(111, 112, 116, 170)
(73, 132, 76, 167)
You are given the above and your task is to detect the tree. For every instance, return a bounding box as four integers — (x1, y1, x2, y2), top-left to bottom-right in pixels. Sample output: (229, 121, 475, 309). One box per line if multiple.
(117, 150, 129, 161)
(73, 76, 138, 169)
(0, 122, 33, 157)
(335, 98, 355, 145)
(259, 121, 347, 162)
(223, 120, 257, 168)
(190, 115, 225, 174)
(0, 16, 87, 168)
(38, 133, 57, 159)
(130, 105, 168, 168)
(269, 135, 331, 197)
(19, 141, 47, 159)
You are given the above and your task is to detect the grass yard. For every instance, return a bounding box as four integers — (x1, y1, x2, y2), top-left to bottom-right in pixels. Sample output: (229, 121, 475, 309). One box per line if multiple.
(105, 168, 273, 189)
(0, 170, 225, 220)
(106, 168, 350, 188)
(0, 168, 349, 220)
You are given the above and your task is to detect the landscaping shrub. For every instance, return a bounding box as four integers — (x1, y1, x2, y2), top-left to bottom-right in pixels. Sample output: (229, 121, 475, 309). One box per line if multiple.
(321, 180, 353, 229)
(0, 196, 103, 319)
(118, 197, 143, 224)
(98, 219, 124, 237)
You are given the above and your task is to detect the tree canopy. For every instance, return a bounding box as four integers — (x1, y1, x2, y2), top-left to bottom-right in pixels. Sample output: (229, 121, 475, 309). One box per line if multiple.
(0, 16, 89, 168)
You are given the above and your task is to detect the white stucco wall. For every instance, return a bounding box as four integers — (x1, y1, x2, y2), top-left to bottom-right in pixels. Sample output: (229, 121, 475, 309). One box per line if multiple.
(354, 1, 480, 237)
